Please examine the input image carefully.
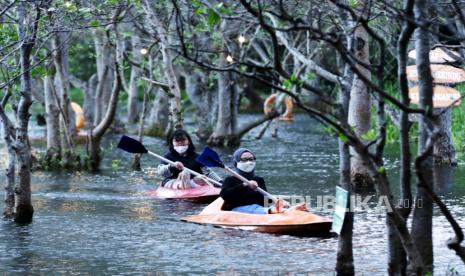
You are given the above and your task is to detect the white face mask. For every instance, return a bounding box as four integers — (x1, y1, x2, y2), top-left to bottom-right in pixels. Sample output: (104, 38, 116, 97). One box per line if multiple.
(174, 145, 188, 154)
(237, 161, 256, 172)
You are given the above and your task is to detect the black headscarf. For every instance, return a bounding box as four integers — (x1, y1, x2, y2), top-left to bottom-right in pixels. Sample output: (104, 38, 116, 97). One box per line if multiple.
(232, 148, 256, 179)
(167, 129, 196, 156)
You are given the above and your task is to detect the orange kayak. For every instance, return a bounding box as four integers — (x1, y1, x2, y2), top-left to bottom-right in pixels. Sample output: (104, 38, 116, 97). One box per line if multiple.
(144, 185, 220, 203)
(181, 198, 332, 235)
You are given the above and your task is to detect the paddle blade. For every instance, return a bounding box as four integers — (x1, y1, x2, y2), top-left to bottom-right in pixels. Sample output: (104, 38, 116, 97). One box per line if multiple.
(197, 146, 225, 168)
(117, 135, 148, 154)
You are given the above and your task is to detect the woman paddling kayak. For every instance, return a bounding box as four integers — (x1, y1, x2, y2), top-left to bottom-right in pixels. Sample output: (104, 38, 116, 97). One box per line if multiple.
(157, 129, 222, 189)
(219, 148, 290, 214)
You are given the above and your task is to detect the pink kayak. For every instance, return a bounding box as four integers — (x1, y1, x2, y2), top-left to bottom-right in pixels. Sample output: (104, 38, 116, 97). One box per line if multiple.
(144, 185, 220, 203)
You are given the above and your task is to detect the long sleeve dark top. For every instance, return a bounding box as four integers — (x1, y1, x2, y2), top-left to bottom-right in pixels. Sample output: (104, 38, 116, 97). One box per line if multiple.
(156, 152, 222, 185)
(220, 175, 268, 211)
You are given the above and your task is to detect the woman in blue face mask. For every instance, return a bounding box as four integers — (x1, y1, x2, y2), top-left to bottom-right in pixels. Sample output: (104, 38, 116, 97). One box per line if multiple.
(220, 148, 284, 214)
(156, 129, 222, 189)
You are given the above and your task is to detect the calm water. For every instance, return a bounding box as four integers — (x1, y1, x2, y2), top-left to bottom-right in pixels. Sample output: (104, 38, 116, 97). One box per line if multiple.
(0, 115, 464, 275)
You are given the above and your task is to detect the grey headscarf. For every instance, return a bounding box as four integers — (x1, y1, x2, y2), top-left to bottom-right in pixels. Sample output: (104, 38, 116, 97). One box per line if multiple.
(232, 148, 256, 178)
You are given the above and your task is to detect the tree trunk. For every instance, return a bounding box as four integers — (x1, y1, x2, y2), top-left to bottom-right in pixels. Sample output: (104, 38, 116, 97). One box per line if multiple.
(433, 108, 456, 165)
(87, 65, 122, 171)
(347, 0, 373, 191)
(44, 72, 61, 167)
(88, 136, 103, 173)
(389, 1, 415, 274)
(336, 76, 354, 276)
(127, 35, 142, 124)
(208, 53, 239, 146)
(4, 139, 15, 218)
(132, 86, 151, 170)
(85, 75, 98, 125)
(0, 91, 15, 218)
(52, 31, 78, 168)
(241, 78, 263, 112)
(93, 29, 115, 126)
(335, 18, 355, 271)
(185, 70, 215, 140)
(410, 0, 434, 273)
(146, 89, 169, 137)
(14, 1, 35, 223)
(143, 0, 183, 130)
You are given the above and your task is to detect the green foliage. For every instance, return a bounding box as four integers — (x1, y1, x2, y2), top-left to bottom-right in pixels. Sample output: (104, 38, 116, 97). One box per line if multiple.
(31, 66, 53, 78)
(452, 83, 465, 161)
(111, 159, 121, 170)
(349, 0, 358, 9)
(195, 6, 207, 15)
(385, 118, 400, 144)
(215, 3, 233, 15)
(69, 38, 96, 81)
(377, 166, 385, 174)
(70, 87, 84, 105)
(361, 129, 376, 140)
(191, 0, 201, 8)
(339, 133, 348, 143)
(283, 79, 292, 90)
(89, 20, 99, 28)
(307, 72, 316, 81)
(0, 23, 18, 45)
(105, 0, 120, 5)
(207, 9, 221, 27)
(283, 74, 303, 90)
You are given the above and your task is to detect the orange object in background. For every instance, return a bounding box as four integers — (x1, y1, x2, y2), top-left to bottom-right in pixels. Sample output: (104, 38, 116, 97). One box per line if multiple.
(71, 102, 85, 132)
(181, 198, 332, 235)
(264, 93, 294, 121)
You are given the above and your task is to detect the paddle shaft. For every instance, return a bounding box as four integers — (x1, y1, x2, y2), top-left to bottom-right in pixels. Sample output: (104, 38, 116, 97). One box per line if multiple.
(223, 166, 278, 202)
(147, 151, 222, 187)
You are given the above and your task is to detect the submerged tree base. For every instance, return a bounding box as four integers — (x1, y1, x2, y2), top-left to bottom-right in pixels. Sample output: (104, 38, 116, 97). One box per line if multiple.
(207, 134, 242, 147)
(132, 154, 142, 171)
(145, 124, 166, 138)
(335, 262, 355, 276)
(36, 150, 81, 171)
(13, 204, 34, 224)
(62, 150, 82, 170)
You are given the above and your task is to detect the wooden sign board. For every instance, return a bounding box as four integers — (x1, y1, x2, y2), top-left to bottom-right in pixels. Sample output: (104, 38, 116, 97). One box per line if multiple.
(409, 85, 462, 107)
(406, 65, 465, 83)
(408, 48, 459, 63)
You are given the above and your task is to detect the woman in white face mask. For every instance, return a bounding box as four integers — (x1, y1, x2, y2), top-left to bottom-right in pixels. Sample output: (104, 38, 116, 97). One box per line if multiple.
(156, 129, 222, 189)
(219, 148, 285, 214)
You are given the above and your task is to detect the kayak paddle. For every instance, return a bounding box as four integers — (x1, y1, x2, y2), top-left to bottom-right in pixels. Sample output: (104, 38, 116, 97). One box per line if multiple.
(196, 146, 278, 203)
(117, 135, 222, 187)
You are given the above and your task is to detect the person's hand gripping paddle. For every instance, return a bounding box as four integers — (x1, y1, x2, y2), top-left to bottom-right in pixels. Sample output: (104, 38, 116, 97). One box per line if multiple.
(117, 135, 221, 187)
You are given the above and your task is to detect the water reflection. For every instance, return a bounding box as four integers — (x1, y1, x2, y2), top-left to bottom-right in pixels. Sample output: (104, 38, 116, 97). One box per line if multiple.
(1, 223, 36, 274)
